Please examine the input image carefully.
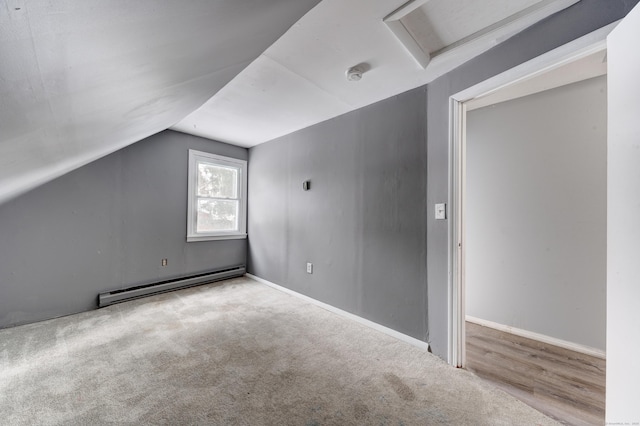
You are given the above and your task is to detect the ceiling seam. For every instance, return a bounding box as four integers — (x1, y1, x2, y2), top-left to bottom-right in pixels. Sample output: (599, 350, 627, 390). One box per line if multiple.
(261, 52, 353, 108)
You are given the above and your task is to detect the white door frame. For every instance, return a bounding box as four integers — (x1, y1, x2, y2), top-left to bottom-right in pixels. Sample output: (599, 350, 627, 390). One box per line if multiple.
(447, 22, 616, 368)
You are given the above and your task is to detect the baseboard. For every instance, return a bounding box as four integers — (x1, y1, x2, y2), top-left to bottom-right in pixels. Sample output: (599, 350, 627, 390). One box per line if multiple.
(465, 315, 606, 359)
(246, 274, 429, 352)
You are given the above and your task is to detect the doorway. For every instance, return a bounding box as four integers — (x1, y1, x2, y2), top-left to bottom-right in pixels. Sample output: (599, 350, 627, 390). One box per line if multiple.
(448, 23, 612, 425)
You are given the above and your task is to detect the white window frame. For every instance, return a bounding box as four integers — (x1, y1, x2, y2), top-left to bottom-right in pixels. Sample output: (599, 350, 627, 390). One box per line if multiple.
(187, 149, 247, 242)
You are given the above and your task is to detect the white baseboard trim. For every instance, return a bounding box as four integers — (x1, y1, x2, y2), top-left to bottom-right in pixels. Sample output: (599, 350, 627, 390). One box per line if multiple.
(465, 315, 606, 359)
(246, 274, 429, 352)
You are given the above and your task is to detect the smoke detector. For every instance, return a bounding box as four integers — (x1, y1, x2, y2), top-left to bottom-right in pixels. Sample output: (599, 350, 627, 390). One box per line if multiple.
(346, 65, 365, 81)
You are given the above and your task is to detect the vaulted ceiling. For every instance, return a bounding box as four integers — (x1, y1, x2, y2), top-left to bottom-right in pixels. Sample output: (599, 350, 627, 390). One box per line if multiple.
(0, 0, 578, 204)
(172, 0, 577, 146)
(0, 0, 321, 204)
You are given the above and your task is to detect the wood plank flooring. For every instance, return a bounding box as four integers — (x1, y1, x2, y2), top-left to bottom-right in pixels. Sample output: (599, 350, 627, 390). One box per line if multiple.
(465, 321, 606, 425)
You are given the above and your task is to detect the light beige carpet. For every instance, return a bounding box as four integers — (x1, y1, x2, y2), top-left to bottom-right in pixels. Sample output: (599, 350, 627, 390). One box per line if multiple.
(0, 276, 558, 425)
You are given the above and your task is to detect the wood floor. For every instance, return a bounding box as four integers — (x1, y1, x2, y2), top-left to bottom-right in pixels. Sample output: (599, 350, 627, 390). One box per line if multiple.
(465, 322, 606, 425)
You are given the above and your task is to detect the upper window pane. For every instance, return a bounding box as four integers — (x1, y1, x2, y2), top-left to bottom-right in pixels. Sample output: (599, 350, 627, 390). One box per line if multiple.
(197, 163, 238, 199)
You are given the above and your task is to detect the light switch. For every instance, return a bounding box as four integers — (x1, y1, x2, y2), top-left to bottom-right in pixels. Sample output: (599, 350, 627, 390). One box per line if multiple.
(435, 203, 447, 220)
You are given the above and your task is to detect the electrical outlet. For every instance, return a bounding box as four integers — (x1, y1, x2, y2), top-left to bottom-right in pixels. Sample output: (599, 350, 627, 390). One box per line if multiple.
(161, 259, 168, 266)
(306, 262, 313, 274)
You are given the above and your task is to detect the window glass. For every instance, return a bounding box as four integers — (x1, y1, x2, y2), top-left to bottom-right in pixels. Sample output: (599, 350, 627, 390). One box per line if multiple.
(197, 163, 238, 199)
(196, 199, 239, 232)
(187, 150, 247, 242)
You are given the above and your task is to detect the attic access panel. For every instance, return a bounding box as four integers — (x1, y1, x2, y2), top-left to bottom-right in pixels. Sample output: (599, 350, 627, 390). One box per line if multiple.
(384, 0, 580, 68)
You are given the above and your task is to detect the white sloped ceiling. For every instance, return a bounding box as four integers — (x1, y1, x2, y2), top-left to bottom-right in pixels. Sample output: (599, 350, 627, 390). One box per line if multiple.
(0, 0, 321, 204)
(172, 0, 578, 147)
(1, 0, 578, 204)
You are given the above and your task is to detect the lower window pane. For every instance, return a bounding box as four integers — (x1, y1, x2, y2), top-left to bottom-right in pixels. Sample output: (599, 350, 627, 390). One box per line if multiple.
(197, 199, 238, 232)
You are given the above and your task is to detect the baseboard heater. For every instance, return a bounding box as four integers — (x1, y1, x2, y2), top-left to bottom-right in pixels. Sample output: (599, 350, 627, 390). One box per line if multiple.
(97, 265, 245, 308)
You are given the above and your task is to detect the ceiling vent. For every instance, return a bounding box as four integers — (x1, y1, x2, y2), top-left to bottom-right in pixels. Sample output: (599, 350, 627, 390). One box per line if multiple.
(384, 0, 580, 69)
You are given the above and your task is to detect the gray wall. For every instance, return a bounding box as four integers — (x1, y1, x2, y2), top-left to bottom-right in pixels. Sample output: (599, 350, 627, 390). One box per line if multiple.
(2, 0, 636, 362)
(248, 1, 637, 357)
(0, 130, 247, 328)
(248, 88, 428, 341)
(426, 0, 637, 359)
(466, 76, 607, 350)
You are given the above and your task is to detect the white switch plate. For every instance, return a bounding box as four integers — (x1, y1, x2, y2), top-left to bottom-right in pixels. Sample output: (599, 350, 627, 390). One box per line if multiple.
(435, 203, 447, 220)
(306, 262, 313, 274)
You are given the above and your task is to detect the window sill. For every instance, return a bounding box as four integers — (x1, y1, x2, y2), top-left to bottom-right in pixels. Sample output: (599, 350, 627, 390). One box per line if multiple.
(187, 233, 247, 242)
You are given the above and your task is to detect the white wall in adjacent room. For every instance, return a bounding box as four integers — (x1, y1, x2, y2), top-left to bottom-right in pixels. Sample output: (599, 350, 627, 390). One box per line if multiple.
(465, 75, 607, 351)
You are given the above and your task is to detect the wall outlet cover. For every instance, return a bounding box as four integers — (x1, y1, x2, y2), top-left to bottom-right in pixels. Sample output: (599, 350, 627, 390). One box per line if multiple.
(306, 262, 313, 274)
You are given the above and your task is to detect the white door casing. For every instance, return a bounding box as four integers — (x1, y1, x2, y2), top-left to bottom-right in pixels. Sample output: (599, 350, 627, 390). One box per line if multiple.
(606, 3, 640, 423)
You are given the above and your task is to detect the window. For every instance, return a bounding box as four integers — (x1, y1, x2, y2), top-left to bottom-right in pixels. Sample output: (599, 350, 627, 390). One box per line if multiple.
(187, 150, 247, 241)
